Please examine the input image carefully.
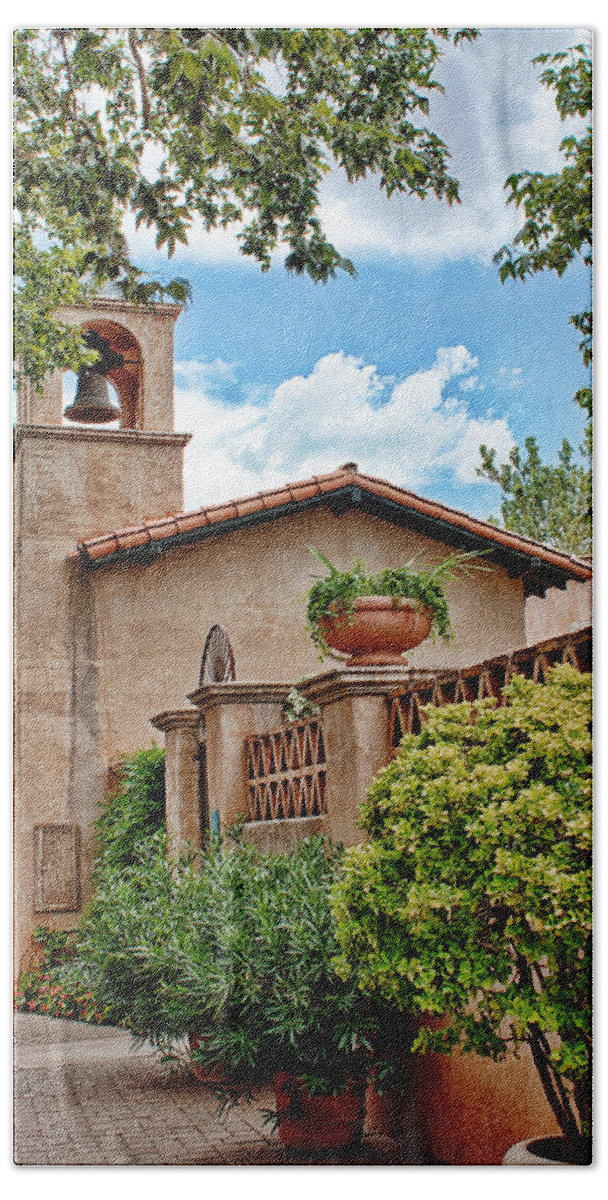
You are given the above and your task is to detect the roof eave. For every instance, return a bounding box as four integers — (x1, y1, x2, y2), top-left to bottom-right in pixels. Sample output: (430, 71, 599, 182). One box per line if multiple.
(76, 481, 590, 593)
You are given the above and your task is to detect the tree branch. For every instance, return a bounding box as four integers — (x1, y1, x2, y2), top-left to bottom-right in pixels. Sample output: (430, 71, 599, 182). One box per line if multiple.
(513, 949, 582, 1144)
(53, 29, 79, 134)
(128, 30, 151, 129)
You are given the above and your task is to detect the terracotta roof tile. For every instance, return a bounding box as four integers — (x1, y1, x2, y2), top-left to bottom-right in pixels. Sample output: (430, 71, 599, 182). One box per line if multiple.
(206, 503, 238, 525)
(317, 476, 344, 494)
(75, 464, 592, 581)
(262, 488, 292, 508)
(116, 528, 151, 551)
(235, 496, 266, 517)
(357, 470, 590, 576)
(289, 482, 323, 501)
(148, 517, 180, 541)
(175, 511, 209, 534)
(78, 533, 120, 559)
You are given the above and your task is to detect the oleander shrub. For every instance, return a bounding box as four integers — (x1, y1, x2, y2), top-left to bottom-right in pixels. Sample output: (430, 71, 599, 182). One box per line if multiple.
(95, 744, 166, 869)
(332, 663, 592, 1154)
(76, 833, 410, 1092)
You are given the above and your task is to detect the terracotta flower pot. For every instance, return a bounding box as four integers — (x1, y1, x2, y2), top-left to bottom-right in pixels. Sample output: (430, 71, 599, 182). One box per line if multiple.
(319, 596, 433, 666)
(274, 1073, 365, 1149)
(502, 1136, 591, 1165)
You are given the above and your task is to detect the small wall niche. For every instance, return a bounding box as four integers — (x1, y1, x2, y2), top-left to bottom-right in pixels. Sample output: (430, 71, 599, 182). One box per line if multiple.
(34, 824, 81, 913)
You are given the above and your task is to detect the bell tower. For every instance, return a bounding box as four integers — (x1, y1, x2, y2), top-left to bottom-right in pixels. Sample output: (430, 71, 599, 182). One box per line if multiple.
(14, 297, 191, 535)
(17, 296, 182, 434)
(14, 298, 191, 970)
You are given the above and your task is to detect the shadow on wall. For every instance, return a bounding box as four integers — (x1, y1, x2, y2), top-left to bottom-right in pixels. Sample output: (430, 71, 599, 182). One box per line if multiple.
(525, 578, 592, 645)
(65, 561, 105, 906)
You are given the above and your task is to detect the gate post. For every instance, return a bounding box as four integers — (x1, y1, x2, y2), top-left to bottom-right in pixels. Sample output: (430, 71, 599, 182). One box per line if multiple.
(299, 665, 413, 845)
(150, 709, 202, 854)
(188, 683, 289, 832)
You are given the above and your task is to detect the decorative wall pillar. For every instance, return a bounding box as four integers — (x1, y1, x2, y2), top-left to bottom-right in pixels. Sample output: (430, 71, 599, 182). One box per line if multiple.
(150, 709, 202, 854)
(188, 683, 289, 831)
(299, 665, 414, 845)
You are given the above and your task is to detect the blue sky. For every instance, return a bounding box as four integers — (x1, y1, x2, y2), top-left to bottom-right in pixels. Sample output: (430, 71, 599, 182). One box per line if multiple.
(127, 25, 591, 519)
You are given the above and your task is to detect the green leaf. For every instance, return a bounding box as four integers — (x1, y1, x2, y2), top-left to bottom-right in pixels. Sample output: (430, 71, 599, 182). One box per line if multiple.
(14, 26, 476, 381)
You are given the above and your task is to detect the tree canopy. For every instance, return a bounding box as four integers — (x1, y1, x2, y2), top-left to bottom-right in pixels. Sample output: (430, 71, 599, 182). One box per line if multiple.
(478, 435, 591, 556)
(483, 43, 592, 556)
(494, 43, 592, 415)
(14, 26, 476, 385)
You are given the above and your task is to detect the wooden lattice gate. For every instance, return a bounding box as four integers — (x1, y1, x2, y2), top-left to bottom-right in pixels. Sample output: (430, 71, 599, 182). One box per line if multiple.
(245, 720, 327, 822)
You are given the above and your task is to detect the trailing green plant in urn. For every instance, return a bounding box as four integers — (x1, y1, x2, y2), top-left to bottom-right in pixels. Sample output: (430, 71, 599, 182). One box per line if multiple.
(304, 546, 486, 660)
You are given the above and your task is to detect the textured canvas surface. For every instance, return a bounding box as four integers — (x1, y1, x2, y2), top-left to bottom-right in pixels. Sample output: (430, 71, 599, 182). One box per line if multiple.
(13, 25, 592, 1168)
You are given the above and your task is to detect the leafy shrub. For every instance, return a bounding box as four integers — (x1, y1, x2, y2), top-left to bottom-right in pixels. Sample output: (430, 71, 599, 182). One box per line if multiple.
(332, 664, 591, 1152)
(282, 686, 320, 724)
(94, 744, 166, 870)
(305, 547, 483, 658)
(76, 834, 409, 1093)
(14, 927, 104, 1023)
(15, 747, 167, 1025)
(76, 832, 190, 1039)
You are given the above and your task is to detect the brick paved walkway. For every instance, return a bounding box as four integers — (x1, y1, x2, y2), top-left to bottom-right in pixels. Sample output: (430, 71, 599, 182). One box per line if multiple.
(14, 1014, 428, 1166)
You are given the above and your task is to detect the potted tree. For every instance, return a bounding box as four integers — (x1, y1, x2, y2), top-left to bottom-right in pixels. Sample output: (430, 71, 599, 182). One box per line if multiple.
(304, 548, 482, 664)
(332, 664, 592, 1165)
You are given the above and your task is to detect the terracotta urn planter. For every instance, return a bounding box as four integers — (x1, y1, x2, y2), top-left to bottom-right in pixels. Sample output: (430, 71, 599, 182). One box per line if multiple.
(502, 1136, 591, 1165)
(274, 1073, 365, 1149)
(319, 596, 433, 666)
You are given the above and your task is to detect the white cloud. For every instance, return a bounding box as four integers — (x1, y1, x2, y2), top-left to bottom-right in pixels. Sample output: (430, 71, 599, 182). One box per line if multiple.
(176, 387, 265, 502)
(459, 375, 484, 392)
(175, 346, 514, 507)
(175, 358, 239, 387)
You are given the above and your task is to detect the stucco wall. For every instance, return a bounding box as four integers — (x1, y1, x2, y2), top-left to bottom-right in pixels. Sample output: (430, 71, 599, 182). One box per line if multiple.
(14, 426, 188, 538)
(90, 504, 527, 763)
(13, 426, 188, 966)
(525, 577, 592, 646)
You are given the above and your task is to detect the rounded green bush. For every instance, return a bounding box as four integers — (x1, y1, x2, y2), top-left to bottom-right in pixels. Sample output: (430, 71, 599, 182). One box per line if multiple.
(332, 663, 592, 1148)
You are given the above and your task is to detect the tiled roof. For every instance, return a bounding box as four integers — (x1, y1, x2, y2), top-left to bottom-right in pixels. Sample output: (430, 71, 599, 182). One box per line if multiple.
(75, 463, 592, 583)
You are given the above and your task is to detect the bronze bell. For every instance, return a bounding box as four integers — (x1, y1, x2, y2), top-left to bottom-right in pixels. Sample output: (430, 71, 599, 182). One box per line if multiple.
(64, 330, 123, 424)
(64, 369, 122, 424)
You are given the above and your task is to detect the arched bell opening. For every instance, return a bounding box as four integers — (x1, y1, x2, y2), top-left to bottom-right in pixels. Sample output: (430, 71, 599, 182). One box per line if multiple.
(62, 320, 143, 429)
